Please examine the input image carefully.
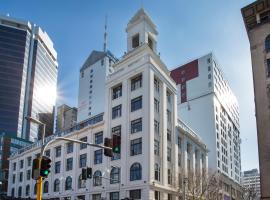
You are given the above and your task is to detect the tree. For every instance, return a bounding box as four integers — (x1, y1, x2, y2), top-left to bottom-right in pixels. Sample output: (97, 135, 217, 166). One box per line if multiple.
(242, 186, 258, 200)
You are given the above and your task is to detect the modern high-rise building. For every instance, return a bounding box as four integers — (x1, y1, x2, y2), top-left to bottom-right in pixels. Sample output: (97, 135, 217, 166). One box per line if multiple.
(77, 50, 117, 122)
(170, 53, 242, 199)
(241, 1, 270, 199)
(0, 15, 58, 195)
(241, 168, 261, 200)
(56, 104, 77, 133)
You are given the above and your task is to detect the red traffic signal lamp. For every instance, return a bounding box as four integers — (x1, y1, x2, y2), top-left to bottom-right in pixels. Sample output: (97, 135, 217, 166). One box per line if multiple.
(32, 158, 40, 180)
(40, 156, 51, 178)
(112, 134, 121, 154)
(104, 138, 113, 157)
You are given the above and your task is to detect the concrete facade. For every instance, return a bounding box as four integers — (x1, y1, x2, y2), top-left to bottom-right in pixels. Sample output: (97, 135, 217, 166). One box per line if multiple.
(56, 104, 77, 133)
(241, 1, 270, 199)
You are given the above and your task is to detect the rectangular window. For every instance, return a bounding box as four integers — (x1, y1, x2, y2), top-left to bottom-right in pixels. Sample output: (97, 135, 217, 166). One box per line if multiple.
(131, 75, 142, 91)
(112, 84, 122, 100)
(130, 189, 141, 199)
(55, 161, 61, 174)
(79, 154, 87, 168)
(66, 142, 73, 154)
(154, 120, 159, 134)
(167, 109, 172, 124)
(168, 194, 172, 200)
(112, 105, 122, 119)
(13, 163, 16, 171)
(12, 175, 15, 183)
(154, 140, 160, 156)
(155, 191, 160, 200)
(92, 194, 102, 200)
(45, 150, 50, 157)
(132, 34, 140, 48)
(130, 138, 142, 156)
(27, 156, 31, 167)
(80, 137, 87, 149)
(167, 147, 171, 162)
(95, 132, 103, 144)
(267, 59, 270, 77)
(131, 118, 142, 133)
(167, 91, 171, 104)
(55, 146, 61, 157)
(178, 153, 181, 167)
(154, 98, 159, 113)
(26, 170, 31, 180)
(154, 78, 160, 92)
(131, 96, 142, 112)
(110, 192, 119, 200)
(168, 169, 172, 184)
(177, 136, 182, 149)
(66, 158, 73, 171)
(94, 149, 103, 164)
(20, 160, 24, 169)
(19, 172, 23, 182)
(167, 129, 171, 142)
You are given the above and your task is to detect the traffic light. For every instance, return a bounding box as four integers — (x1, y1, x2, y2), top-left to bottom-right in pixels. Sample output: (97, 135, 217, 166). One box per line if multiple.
(87, 167, 92, 179)
(32, 158, 40, 180)
(40, 156, 51, 178)
(112, 134, 121, 154)
(81, 168, 87, 180)
(104, 137, 113, 157)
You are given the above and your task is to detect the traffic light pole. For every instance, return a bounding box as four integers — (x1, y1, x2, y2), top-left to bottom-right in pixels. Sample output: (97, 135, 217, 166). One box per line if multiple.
(25, 116, 113, 200)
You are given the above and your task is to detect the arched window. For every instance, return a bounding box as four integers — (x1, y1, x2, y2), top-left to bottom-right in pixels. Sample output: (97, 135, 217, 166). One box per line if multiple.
(34, 183, 37, 195)
(65, 176, 72, 190)
(54, 179, 60, 192)
(11, 188, 15, 197)
(93, 170, 102, 186)
(78, 174, 86, 189)
(266, 34, 270, 52)
(110, 167, 120, 184)
(154, 163, 160, 181)
(18, 186, 22, 197)
(43, 181, 49, 193)
(130, 163, 142, 181)
(25, 185, 30, 196)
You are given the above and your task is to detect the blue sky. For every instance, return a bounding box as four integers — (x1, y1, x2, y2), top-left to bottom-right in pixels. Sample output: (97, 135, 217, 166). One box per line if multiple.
(1, 0, 257, 171)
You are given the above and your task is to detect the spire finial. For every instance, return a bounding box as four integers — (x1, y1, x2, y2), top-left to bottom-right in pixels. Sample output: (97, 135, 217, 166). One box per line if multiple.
(103, 15, 108, 52)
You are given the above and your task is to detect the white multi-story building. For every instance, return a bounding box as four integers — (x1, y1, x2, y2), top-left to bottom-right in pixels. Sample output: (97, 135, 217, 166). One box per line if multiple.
(7, 8, 208, 200)
(77, 50, 117, 122)
(170, 53, 242, 199)
(56, 104, 77, 133)
(241, 169, 261, 199)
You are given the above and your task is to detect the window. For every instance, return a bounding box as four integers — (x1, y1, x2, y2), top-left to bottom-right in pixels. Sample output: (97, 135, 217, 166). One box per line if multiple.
(94, 149, 103, 164)
(154, 140, 160, 156)
(92, 194, 102, 200)
(154, 163, 160, 181)
(167, 147, 171, 162)
(154, 98, 159, 113)
(95, 132, 103, 144)
(130, 138, 142, 156)
(155, 191, 160, 200)
(177, 136, 182, 149)
(266, 35, 270, 52)
(130, 189, 141, 199)
(65, 176, 72, 190)
(54, 179, 60, 192)
(45, 150, 50, 157)
(43, 181, 49, 193)
(78, 175, 86, 189)
(130, 163, 142, 181)
(34, 183, 37, 195)
(12, 174, 15, 183)
(154, 120, 159, 134)
(55, 161, 61, 174)
(154, 78, 160, 92)
(66, 158, 73, 171)
(167, 129, 171, 142)
(27, 156, 31, 166)
(267, 59, 270, 77)
(168, 169, 172, 184)
(110, 192, 119, 200)
(178, 153, 182, 167)
(80, 137, 87, 149)
(131, 118, 142, 133)
(66, 142, 73, 154)
(131, 96, 142, 112)
(93, 171, 102, 186)
(18, 186, 22, 197)
(55, 146, 61, 157)
(13, 162, 16, 171)
(25, 185, 30, 196)
(131, 75, 142, 91)
(11, 188, 14, 197)
(148, 36, 153, 50)
(112, 105, 122, 119)
(26, 169, 31, 180)
(20, 160, 24, 168)
(260, 10, 270, 23)
(110, 167, 120, 184)
(168, 194, 172, 200)
(132, 34, 139, 48)
(167, 109, 172, 124)
(112, 84, 122, 99)
(167, 91, 171, 103)
(19, 172, 23, 182)
(79, 154, 87, 168)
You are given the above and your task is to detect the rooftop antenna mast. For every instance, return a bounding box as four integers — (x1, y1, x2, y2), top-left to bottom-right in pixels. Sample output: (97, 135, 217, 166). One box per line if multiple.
(103, 15, 108, 52)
